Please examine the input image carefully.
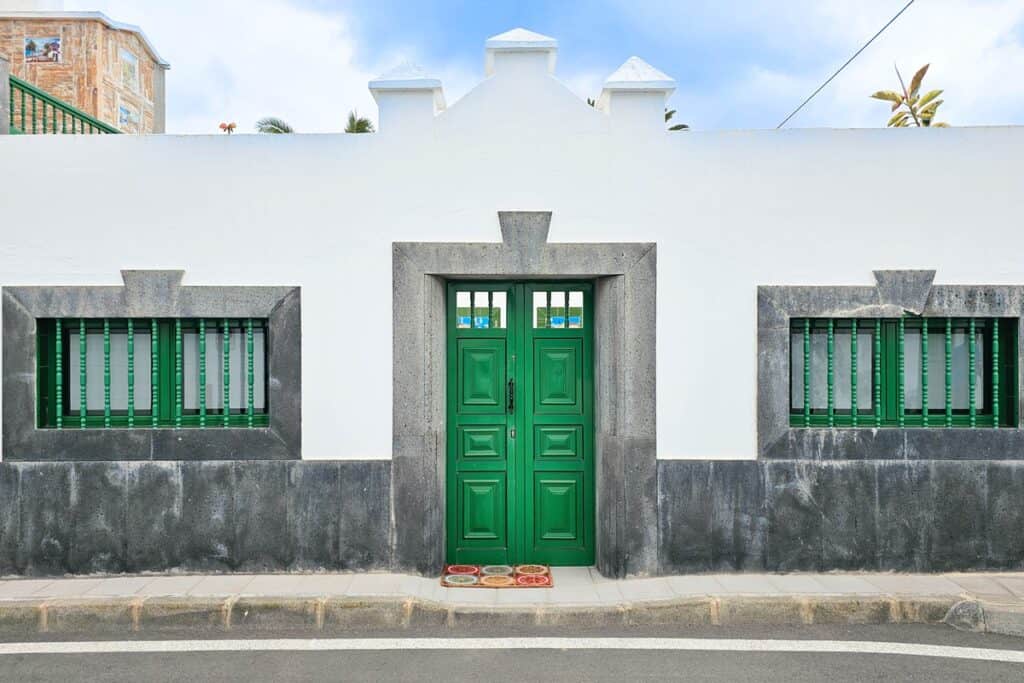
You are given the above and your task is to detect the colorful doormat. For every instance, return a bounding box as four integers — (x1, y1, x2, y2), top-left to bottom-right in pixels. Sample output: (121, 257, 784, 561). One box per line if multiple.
(441, 564, 553, 588)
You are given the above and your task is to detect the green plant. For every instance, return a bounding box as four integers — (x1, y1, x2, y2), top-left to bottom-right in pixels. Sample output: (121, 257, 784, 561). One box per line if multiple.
(255, 117, 294, 134)
(871, 64, 949, 127)
(345, 110, 374, 133)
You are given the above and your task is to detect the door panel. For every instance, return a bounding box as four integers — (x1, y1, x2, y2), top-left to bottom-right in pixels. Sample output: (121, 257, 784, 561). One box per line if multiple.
(523, 283, 594, 566)
(458, 340, 506, 413)
(534, 339, 583, 413)
(447, 281, 593, 566)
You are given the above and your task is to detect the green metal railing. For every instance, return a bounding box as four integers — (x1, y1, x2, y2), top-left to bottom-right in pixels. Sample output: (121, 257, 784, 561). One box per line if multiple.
(37, 318, 267, 429)
(792, 316, 1016, 429)
(8, 75, 119, 135)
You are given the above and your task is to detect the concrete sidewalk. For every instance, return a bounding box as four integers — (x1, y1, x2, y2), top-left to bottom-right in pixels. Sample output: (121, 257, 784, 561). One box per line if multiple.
(0, 569, 1021, 638)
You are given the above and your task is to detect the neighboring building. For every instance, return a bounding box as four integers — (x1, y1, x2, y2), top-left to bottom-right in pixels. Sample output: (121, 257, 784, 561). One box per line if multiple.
(0, 0, 168, 133)
(0, 28, 1023, 578)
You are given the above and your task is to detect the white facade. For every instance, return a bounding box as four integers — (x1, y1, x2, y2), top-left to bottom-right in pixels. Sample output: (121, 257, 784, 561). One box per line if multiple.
(1, 29, 1022, 461)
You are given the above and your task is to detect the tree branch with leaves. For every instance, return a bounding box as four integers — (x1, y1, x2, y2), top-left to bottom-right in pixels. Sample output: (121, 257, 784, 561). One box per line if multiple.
(871, 63, 948, 128)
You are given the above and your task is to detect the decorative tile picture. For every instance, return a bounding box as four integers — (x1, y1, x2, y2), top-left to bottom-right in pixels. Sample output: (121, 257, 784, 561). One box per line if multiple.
(118, 104, 140, 134)
(120, 48, 140, 92)
(24, 37, 61, 64)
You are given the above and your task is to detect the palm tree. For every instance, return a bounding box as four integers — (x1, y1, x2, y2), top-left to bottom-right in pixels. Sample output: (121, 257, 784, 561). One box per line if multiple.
(255, 117, 295, 134)
(664, 109, 689, 131)
(345, 110, 375, 133)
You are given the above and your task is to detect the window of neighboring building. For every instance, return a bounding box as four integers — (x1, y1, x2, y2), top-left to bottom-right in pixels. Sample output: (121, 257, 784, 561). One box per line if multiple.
(790, 317, 1018, 428)
(36, 318, 269, 429)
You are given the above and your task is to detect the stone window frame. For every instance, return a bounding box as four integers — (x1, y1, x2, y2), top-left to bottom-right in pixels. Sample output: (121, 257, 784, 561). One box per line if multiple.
(2, 270, 301, 461)
(758, 270, 1024, 460)
(392, 212, 657, 577)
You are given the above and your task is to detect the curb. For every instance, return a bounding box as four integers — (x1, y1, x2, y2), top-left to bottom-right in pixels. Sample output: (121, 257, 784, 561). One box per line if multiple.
(0, 594, 981, 637)
(945, 599, 1024, 638)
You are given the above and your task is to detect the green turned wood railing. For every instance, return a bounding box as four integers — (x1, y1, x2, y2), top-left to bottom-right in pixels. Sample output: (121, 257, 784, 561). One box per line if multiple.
(8, 75, 120, 135)
(35, 318, 267, 429)
(791, 316, 1018, 428)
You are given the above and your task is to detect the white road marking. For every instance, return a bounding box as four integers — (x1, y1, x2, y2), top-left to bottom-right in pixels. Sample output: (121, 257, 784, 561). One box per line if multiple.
(0, 638, 1020, 663)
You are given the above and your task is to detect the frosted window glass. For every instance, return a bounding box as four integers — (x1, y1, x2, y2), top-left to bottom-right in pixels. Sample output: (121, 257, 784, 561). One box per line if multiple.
(809, 329, 827, 409)
(229, 328, 266, 410)
(109, 333, 129, 410)
(490, 292, 507, 329)
(533, 291, 548, 328)
(792, 327, 872, 412)
(856, 331, 873, 410)
(455, 292, 472, 329)
(549, 291, 566, 329)
(834, 330, 852, 410)
(950, 331, 984, 409)
(568, 291, 584, 328)
(927, 333, 946, 410)
(791, 332, 804, 410)
(905, 330, 922, 410)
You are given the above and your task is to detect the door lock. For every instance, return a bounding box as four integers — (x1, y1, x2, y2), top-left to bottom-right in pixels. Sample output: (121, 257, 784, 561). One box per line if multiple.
(507, 378, 515, 412)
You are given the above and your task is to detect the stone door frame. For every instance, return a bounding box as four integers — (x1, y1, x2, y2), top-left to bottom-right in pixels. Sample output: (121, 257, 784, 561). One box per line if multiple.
(392, 212, 657, 577)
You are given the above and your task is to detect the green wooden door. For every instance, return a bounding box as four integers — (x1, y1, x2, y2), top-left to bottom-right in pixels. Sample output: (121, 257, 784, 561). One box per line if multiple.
(446, 282, 594, 566)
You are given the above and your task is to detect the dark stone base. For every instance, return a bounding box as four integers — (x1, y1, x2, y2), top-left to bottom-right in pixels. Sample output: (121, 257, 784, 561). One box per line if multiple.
(1, 457, 1018, 577)
(658, 459, 1024, 573)
(0, 461, 391, 576)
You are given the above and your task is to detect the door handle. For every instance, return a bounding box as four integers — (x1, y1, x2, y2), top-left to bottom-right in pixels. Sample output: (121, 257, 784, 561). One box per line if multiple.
(507, 378, 515, 413)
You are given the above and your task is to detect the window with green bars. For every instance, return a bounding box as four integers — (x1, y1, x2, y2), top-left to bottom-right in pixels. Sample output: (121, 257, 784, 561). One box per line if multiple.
(790, 317, 1018, 428)
(36, 318, 269, 429)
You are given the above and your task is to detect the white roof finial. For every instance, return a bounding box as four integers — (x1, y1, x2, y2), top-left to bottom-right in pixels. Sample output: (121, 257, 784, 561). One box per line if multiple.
(484, 28, 558, 76)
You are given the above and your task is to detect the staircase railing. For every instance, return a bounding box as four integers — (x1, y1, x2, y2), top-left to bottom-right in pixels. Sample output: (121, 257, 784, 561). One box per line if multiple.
(8, 75, 120, 135)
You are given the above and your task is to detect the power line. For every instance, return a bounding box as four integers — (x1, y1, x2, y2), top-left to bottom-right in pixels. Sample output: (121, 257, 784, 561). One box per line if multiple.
(776, 0, 916, 129)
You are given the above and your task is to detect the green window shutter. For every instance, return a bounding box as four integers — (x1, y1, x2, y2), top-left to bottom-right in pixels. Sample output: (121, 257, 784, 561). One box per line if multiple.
(36, 318, 270, 429)
(790, 316, 1017, 429)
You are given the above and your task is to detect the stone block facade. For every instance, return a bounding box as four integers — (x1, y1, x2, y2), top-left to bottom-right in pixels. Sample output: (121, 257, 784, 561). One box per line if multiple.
(0, 15, 166, 132)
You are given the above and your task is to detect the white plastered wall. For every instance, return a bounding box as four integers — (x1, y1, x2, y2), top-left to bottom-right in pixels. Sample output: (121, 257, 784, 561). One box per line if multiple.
(1, 44, 1022, 461)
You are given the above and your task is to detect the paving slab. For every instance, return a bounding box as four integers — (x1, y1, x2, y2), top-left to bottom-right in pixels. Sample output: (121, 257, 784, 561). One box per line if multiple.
(765, 574, 830, 594)
(946, 575, 1014, 598)
(0, 580, 54, 600)
(84, 576, 156, 597)
(186, 574, 256, 597)
(134, 575, 205, 597)
(344, 573, 404, 597)
(496, 588, 549, 606)
(813, 574, 882, 594)
(864, 574, 964, 596)
(996, 577, 1024, 599)
(618, 578, 673, 601)
(715, 574, 777, 595)
(241, 574, 353, 597)
(29, 578, 106, 598)
(666, 575, 725, 597)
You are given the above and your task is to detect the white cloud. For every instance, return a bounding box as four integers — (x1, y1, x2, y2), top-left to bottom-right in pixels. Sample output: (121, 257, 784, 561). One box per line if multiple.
(66, 0, 381, 133)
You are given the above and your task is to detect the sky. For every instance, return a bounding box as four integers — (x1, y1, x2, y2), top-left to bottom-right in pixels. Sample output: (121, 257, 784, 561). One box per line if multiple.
(63, 0, 1024, 134)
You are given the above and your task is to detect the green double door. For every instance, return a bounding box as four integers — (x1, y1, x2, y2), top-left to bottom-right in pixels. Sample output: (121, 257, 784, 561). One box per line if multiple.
(446, 281, 594, 566)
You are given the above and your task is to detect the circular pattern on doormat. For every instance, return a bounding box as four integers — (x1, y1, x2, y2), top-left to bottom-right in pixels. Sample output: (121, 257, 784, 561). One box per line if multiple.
(515, 574, 551, 586)
(480, 575, 515, 587)
(445, 564, 479, 575)
(481, 565, 514, 576)
(444, 574, 479, 586)
(514, 564, 549, 576)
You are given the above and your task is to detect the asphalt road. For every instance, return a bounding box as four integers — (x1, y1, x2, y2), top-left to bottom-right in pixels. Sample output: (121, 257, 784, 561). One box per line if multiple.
(1, 624, 1022, 682)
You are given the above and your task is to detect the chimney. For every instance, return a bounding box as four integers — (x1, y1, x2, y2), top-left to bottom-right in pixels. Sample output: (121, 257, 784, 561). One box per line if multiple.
(368, 62, 445, 135)
(484, 28, 557, 78)
(596, 57, 676, 134)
